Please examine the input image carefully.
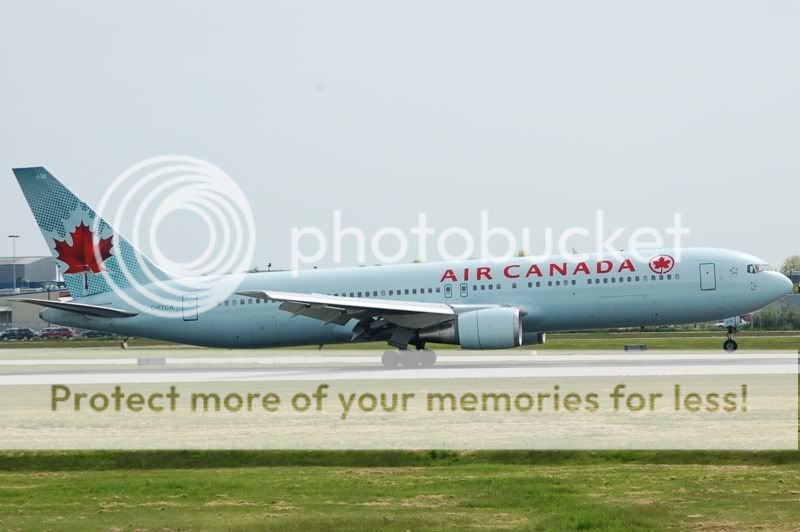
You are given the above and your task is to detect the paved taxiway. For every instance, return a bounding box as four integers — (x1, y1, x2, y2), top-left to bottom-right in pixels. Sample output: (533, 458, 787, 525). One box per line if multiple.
(0, 348, 795, 384)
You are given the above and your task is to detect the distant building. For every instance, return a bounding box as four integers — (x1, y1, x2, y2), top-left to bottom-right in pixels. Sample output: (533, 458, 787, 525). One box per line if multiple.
(0, 256, 65, 329)
(0, 289, 64, 330)
(0, 256, 60, 290)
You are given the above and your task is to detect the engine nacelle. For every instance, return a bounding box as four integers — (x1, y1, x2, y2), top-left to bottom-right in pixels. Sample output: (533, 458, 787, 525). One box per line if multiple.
(419, 307, 523, 349)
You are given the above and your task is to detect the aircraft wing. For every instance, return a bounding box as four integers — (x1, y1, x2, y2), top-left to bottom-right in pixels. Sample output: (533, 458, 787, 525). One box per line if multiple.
(237, 290, 457, 329)
(14, 298, 139, 318)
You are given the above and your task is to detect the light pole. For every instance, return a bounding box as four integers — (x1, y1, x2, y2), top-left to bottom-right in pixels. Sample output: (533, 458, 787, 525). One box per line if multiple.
(8, 235, 19, 292)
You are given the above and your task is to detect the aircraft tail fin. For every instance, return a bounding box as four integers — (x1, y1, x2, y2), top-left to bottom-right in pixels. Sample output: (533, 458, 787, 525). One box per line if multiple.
(12, 167, 170, 299)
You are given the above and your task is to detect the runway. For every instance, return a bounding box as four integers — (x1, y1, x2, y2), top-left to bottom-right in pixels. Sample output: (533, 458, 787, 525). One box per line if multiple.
(0, 348, 796, 384)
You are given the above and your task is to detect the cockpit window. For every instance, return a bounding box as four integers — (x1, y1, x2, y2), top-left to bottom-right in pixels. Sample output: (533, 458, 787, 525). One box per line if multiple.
(747, 264, 773, 273)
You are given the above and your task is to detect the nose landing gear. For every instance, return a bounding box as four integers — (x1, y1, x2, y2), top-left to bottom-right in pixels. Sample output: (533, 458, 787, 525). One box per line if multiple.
(723, 326, 738, 352)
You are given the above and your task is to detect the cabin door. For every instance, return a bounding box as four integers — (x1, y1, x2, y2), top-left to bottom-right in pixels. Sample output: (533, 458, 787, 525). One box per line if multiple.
(182, 295, 198, 321)
(699, 263, 717, 291)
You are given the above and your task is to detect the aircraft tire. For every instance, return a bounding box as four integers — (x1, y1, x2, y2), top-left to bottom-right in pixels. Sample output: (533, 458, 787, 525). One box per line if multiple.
(398, 350, 421, 368)
(723, 339, 738, 352)
(419, 350, 437, 367)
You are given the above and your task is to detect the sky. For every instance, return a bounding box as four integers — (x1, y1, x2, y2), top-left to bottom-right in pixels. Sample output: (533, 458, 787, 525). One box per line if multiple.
(0, 1, 797, 271)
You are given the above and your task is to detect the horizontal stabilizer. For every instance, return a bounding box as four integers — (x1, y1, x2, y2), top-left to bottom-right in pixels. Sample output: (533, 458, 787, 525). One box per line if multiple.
(13, 298, 138, 318)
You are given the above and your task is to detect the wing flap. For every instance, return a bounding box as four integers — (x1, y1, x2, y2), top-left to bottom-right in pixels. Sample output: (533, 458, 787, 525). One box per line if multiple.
(238, 290, 455, 328)
(240, 290, 455, 315)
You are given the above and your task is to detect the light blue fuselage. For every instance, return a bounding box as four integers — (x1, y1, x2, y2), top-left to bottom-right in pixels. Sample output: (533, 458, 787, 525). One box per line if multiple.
(41, 247, 792, 348)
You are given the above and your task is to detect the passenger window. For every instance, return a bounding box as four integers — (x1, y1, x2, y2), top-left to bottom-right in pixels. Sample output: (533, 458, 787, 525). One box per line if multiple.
(512, 282, 517, 289)
(349, 292, 354, 297)
(232, 300, 237, 306)
(481, 284, 485, 290)
(659, 274, 664, 280)
(224, 300, 229, 306)
(436, 287, 441, 293)
(474, 284, 478, 291)
(536, 282, 541, 287)
(651, 275, 656, 281)
(405, 289, 409, 295)
(635, 276, 640, 281)
(611, 278, 615, 283)
(358, 292, 362, 297)
(556, 281, 560, 286)
(548, 281, 552, 287)
(675, 274, 680, 280)
(603, 278, 608, 284)
(667, 274, 672, 280)
(488, 284, 493, 290)
(588, 279, 592, 285)
(412, 289, 417, 294)
(256, 299, 261, 304)
(240, 299, 245, 305)
(627, 276, 632, 282)
(527, 282, 532, 288)
(571, 280, 576, 285)
(248, 299, 253, 304)
(428, 288, 433, 293)
(389, 290, 393, 295)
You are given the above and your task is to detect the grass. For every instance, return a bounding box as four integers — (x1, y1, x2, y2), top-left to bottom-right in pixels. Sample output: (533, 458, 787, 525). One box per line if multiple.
(0, 451, 799, 530)
(535, 334, 800, 351)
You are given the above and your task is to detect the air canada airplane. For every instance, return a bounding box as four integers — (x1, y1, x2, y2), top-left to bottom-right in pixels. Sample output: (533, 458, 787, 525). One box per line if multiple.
(11, 167, 794, 367)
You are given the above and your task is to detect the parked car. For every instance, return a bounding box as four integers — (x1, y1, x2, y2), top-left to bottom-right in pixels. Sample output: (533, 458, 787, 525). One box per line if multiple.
(0, 327, 35, 341)
(36, 326, 74, 339)
(79, 330, 114, 338)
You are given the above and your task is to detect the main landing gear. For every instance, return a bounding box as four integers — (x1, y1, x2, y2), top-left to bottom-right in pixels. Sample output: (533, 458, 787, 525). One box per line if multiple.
(381, 348, 437, 369)
(120, 337, 130, 350)
(723, 326, 738, 352)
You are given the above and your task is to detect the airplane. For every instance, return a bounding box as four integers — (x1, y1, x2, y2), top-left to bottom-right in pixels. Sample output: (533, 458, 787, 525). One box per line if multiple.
(10, 167, 794, 367)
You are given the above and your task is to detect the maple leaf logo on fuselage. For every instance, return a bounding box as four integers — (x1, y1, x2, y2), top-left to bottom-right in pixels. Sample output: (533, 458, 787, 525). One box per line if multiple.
(53, 221, 113, 288)
(649, 254, 675, 274)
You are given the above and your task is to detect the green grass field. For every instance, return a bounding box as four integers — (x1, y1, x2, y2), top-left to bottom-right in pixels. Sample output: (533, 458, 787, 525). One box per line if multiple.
(1, 451, 799, 530)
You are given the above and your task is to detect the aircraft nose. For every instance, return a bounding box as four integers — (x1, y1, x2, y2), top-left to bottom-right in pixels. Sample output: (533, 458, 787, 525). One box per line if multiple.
(777, 273, 794, 296)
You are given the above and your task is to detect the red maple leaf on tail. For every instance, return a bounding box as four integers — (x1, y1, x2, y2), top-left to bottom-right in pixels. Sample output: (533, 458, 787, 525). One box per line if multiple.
(53, 221, 113, 289)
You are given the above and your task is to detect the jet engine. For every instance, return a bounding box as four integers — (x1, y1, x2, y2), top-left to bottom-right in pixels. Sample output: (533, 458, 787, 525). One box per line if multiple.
(418, 307, 523, 349)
